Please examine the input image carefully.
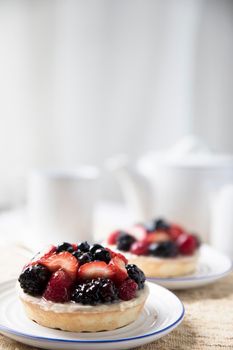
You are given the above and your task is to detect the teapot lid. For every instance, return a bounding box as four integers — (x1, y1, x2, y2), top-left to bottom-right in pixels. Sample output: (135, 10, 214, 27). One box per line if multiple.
(138, 136, 233, 172)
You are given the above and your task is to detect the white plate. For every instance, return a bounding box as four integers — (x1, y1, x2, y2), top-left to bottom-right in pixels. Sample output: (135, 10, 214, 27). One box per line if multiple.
(0, 281, 184, 350)
(148, 244, 233, 290)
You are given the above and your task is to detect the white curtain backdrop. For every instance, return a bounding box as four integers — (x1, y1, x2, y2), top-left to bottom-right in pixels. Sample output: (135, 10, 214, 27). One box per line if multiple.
(0, 0, 233, 207)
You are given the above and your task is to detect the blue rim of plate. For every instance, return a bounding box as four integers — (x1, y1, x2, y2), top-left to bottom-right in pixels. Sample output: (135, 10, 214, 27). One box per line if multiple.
(0, 281, 185, 344)
(147, 258, 233, 282)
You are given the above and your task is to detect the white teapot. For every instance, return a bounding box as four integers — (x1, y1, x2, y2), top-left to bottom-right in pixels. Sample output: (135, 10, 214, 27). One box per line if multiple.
(107, 136, 233, 244)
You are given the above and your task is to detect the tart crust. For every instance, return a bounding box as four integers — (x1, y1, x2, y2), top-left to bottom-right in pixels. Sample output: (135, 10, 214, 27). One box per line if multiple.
(19, 284, 149, 332)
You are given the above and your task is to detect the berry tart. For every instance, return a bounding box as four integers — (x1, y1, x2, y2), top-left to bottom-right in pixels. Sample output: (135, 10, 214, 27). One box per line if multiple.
(106, 218, 201, 278)
(17, 242, 148, 332)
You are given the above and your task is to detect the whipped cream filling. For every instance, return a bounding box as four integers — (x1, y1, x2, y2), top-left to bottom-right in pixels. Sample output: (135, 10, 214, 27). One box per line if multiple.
(17, 282, 149, 313)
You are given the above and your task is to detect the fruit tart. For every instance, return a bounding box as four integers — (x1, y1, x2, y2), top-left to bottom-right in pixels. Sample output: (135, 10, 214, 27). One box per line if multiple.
(106, 218, 201, 278)
(17, 242, 148, 332)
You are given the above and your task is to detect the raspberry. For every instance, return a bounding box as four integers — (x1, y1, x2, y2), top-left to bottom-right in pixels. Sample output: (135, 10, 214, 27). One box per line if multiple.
(43, 269, 73, 302)
(107, 230, 121, 245)
(118, 279, 138, 301)
(177, 233, 197, 255)
(130, 241, 149, 255)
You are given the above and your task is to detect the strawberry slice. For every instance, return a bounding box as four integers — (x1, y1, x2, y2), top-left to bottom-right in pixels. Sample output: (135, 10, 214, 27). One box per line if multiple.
(109, 256, 128, 283)
(78, 261, 114, 280)
(107, 230, 121, 245)
(23, 245, 57, 270)
(106, 248, 128, 264)
(169, 224, 184, 240)
(143, 231, 170, 243)
(40, 251, 78, 280)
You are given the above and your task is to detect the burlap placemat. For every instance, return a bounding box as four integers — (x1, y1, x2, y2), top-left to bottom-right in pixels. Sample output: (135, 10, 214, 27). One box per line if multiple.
(0, 246, 232, 350)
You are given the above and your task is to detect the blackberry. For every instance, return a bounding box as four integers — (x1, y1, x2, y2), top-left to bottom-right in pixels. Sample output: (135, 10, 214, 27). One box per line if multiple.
(78, 252, 93, 265)
(116, 233, 136, 251)
(94, 249, 111, 263)
(57, 242, 74, 253)
(18, 264, 51, 296)
(78, 241, 90, 253)
(99, 279, 118, 302)
(126, 264, 145, 289)
(90, 244, 104, 254)
(149, 241, 178, 258)
(71, 278, 118, 305)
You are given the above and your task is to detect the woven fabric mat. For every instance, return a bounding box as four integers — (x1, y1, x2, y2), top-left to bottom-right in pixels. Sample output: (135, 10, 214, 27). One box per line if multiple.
(0, 246, 232, 350)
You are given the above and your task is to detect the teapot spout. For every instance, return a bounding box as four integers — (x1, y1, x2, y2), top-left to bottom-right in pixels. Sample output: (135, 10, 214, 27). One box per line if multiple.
(105, 155, 153, 222)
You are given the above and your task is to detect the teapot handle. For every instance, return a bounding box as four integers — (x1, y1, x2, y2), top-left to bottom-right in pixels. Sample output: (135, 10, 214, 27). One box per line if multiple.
(210, 184, 233, 258)
(105, 155, 153, 222)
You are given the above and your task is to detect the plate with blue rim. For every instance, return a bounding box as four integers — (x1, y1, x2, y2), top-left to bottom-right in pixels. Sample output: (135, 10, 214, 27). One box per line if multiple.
(0, 280, 184, 350)
(147, 244, 232, 290)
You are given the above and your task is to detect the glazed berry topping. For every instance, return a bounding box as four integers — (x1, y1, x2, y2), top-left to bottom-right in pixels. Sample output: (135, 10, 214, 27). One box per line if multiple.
(90, 244, 104, 254)
(78, 241, 90, 253)
(78, 261, 114, 280)
(40, 251, 79, 280)
(126, 264, 145, 290)
(43, 269, 73, 302)
(177, 234, 197, 255)
(149, 241, 178, 258)
(19, 241, 146, 304)
(94, 248, 111, 263)
(130, 241, 149, 256)
(116, 233, 136, 251)
(78, 252, 93, 265)
(71, 278, 118, 305)
(118, 279, 138, 301)
(107, 230, 121, 245)
(18, 264, 51, 296)
(57, 242, 74, 253)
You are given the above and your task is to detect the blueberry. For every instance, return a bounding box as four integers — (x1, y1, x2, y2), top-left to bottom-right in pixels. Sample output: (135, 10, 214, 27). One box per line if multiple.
(90, 244, 104, 254)
(94, 249, 111, 263)
(18, 264, 51, 296)
(148, 241, 178, 258)
(78, 252, 93, 265)
(144, 218, 170, 233)
(57, 242, 74, 253)
(116, 233, 136, 251)
(72, 250, 82, 260)
(78, 241, 90, 252)
(126, 264, 146, 289)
